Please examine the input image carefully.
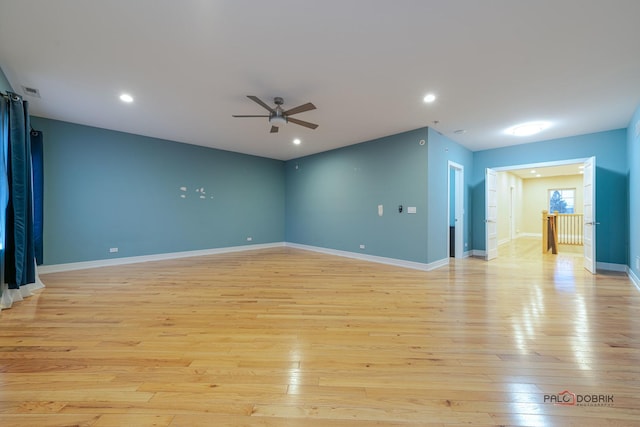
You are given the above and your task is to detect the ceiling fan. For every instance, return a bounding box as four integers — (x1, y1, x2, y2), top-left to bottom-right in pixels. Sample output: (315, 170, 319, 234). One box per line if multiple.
(232, 96, 318, 133)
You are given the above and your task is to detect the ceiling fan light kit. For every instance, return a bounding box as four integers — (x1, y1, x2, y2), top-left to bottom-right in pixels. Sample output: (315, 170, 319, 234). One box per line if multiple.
(233, 95, 318, 133)
(269, 115, 287, 126)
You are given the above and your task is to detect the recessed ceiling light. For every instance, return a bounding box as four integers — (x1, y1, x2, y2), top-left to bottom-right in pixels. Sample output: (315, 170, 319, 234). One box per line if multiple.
(293, 138, 301, 145)
(119, 93, 134, 103)
(423, 93, 436, 103)
(536, 174, 541, 177)
(505, 121, 550, 137)
(530, 170, 536, 174)
(579, 165, 585, 169)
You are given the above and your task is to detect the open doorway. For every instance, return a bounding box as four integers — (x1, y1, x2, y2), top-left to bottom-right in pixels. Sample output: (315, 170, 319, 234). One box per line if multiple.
(448, 161, 464, 258)
(485, 158, 596, 273)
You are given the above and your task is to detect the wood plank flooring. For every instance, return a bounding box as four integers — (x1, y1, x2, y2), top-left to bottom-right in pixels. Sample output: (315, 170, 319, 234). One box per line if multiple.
(1, 238, 639, 426)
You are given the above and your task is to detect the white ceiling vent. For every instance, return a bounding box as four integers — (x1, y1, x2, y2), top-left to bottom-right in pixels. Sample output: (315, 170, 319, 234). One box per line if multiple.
(22, 86, 41, 98)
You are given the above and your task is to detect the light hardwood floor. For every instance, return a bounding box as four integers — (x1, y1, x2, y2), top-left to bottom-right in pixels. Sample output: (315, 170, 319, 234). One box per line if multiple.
(1, 238, 639, 426)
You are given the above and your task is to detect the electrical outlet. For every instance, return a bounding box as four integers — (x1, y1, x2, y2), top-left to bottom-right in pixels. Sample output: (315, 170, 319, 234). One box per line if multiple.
(109, 247, 118, 253)
(246, 237, 253, 241)
(359, 244, 365, 249)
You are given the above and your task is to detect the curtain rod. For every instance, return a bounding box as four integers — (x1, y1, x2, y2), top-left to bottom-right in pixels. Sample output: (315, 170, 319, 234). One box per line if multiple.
(1, 91, 22, 101)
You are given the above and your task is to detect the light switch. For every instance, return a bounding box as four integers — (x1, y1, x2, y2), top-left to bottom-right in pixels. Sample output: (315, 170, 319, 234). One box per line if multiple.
(378, 204, 383, 216)
(408, 206, 417, 214)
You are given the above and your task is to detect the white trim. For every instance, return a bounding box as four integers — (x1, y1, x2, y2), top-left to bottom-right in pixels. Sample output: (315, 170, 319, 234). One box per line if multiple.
(472, 249, 486, 257)
(37, 242, 286, 274)
(498, 238, 510, 246)
(463, 250, 472, 258)
(519, 232, 542, 238)
(628, 267, 640, 292)
(492, 158, 591, 172)
(285, 243, 449, 271)
(595, 262, 627, 273)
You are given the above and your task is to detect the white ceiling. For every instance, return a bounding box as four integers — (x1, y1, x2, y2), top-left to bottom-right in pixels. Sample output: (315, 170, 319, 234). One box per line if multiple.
(508, 164, 584, 180)
(1, 0, 639, 161)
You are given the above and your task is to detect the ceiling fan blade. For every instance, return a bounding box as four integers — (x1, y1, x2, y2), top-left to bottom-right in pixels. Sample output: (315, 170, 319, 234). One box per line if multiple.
(270, 126, 279, 133)
(232, 115, 269, 118)
(247, 95, 275, 113)
(283, 102, 316, 116)
(287, 117, 319, 130)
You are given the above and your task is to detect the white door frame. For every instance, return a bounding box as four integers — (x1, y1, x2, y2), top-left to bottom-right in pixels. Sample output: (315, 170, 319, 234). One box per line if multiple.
(485, 168, 498, 260)
(583, 156, 597, 274)
(486, 158, 595, 271)
(510, 185, 516, 241)
(447, 161, 464, 258)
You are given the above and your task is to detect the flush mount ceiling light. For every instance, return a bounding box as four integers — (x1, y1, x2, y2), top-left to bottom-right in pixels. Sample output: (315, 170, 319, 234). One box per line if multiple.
(505, 121, 550, 137)
(119, 93, 134, 103)
(423, 93, 436, 103)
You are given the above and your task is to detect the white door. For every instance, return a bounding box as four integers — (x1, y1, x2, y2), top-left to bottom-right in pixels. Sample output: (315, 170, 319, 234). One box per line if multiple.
(583, 156, 596, 273)
(454, 167, 464, 258)
(448, 161, 465, 259)
(485, 168, 498, 260)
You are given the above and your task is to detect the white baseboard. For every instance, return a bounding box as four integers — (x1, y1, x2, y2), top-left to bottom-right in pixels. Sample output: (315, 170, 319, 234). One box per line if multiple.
(596, 262, 627, 273)
(628, 268, 640, 292)
(498, 238, 510, 246)
(285, 243, 449, 271)
(33, 241, 640, 293)
(37, 242, 286, 274)
(518, 233, 542, 238)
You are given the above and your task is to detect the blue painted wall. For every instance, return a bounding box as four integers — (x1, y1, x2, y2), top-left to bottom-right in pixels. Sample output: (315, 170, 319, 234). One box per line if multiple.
(31, 117, 285, 265)
(426, 128, 473, 262)
(628, 105, 640, 279)
(472, 129, 628, 265)
(285, 128, 430, 263)
(4, 55, 635, 272)
(285, 127, 473, 265)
